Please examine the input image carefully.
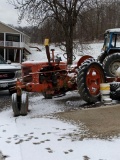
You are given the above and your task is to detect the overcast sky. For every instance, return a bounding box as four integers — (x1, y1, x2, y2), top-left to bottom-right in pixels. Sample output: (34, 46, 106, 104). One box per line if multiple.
(0, 0, 29, 27)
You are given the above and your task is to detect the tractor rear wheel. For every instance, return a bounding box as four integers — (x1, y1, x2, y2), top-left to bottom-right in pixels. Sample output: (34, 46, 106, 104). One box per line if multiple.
(97, 52, 107, 63)
(110, 82, 120, 100)
(102, 53, 120, 77)
(110, 82, 120, 91)
(77, 58, 106, 103)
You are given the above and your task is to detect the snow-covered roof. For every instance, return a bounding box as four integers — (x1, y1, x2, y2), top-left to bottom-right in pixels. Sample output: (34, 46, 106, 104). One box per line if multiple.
(105, 28, 120, 33)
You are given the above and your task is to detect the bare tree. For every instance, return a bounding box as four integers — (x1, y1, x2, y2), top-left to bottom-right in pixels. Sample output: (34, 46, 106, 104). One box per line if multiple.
(8, 0, 90, 64)
(76, 0, 120, 42)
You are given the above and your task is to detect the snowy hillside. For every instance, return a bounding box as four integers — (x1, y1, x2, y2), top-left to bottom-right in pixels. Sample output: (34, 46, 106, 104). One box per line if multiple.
(27, 42, 103, 62)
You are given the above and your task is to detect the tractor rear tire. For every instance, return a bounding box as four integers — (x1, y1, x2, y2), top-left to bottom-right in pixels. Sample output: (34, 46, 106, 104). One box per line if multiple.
(110, 82, 120, 91)
(20, 93, 28, 116)
(97, 52, 107, 63)
(110, 82, 120, 100)
(11, 93, 20, 117)
(77, 58, 106, 103)
(102, 53, 120, 77)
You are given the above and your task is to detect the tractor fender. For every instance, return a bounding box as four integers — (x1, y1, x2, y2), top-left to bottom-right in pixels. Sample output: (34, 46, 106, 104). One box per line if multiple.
(77, 55, 93, 68)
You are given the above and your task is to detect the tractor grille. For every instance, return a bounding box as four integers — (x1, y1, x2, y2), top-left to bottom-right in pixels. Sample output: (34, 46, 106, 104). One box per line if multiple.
(0, 71, 15, 80)
(22, 66, 32, 82)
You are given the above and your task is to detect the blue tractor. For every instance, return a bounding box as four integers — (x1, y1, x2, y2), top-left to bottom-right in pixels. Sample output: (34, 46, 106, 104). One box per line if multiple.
(98, 28, 120, 77)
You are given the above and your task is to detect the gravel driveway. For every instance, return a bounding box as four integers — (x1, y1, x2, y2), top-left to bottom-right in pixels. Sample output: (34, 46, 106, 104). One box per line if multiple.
(55, 103, 120, 139)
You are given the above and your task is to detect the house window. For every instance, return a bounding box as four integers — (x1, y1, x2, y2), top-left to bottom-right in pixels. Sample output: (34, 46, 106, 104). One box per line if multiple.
(0, 33, 4, 41)
(6, 35, 20, 42)
(0, 49, 4, 58)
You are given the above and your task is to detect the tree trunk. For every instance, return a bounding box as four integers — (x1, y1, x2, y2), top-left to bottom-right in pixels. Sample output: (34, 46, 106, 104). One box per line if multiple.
(64, 25, 74, 65)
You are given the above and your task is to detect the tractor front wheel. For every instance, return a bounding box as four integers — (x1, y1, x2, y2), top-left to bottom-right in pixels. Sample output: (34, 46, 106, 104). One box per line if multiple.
(11, 93, 20, 117)
(77, 58, 106, 103)
(20, 93, 28, 116)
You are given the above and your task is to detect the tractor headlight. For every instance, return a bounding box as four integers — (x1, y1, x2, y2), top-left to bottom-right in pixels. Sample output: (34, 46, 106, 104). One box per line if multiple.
(15, 70, 22, 78)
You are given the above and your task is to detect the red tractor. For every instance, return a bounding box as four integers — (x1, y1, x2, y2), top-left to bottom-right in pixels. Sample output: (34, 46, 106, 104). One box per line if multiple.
(11, 30, 120, 116)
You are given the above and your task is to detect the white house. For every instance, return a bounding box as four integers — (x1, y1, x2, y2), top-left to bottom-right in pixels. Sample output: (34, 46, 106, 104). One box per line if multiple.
(0, 21, 31, 63)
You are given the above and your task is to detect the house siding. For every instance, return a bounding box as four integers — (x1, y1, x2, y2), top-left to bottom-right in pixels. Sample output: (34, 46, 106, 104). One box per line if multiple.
(0, 23, 20, 34)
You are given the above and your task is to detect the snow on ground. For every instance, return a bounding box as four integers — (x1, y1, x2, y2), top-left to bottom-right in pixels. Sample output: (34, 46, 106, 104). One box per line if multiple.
(1, 107, 120, 160)
(0, 42, 120, 160)
(28, 42, 103, 62)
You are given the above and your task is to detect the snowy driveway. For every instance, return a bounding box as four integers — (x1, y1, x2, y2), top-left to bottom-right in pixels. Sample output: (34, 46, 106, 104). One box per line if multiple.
(0, 91, 120, 160)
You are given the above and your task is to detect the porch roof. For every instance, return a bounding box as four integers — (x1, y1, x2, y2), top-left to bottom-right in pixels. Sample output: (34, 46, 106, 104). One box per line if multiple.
(0, 21, 30, 39)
